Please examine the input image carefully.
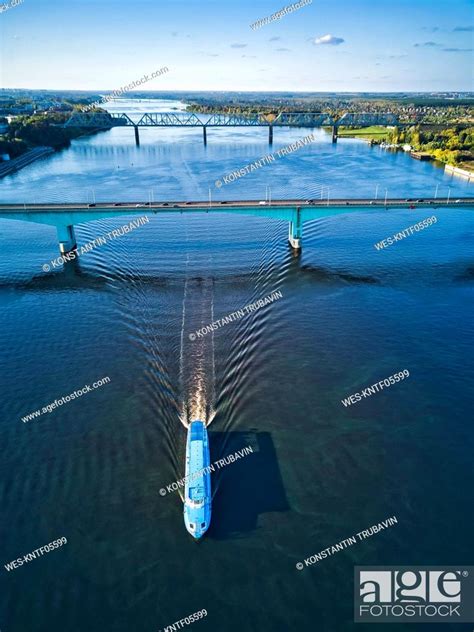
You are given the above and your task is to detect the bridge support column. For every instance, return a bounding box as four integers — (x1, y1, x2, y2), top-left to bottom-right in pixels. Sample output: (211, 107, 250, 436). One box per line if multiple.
(288, 208, 302, 251)
(332, 126, 338, 143)
(57, 225, 77, 254)
(203, 126, 207, 146)
(269, 125, 273, 145)
(134, 126, 140, 146)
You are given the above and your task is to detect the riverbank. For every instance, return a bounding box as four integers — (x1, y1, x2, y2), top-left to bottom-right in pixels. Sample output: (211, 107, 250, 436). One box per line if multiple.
(0, 110, 113, 174)
(0, 108, 471, 202)
(445, 163, 473, 181)
(0, 146, 54, 178)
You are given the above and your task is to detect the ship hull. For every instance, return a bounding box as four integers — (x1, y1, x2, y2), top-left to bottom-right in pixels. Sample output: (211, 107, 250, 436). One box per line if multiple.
(183, 420, 212, 539)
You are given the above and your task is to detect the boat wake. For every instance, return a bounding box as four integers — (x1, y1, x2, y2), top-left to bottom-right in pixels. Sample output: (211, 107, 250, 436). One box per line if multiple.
(179, 255, 216, 428)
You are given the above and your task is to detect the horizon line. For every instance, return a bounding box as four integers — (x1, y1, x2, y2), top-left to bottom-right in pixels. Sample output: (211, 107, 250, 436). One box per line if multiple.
(1, 88, 473, 95)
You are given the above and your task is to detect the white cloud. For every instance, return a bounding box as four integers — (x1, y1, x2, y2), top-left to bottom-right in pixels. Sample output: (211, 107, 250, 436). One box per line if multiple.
(314, 34, 345, 46)
(414, 41, 441, 48)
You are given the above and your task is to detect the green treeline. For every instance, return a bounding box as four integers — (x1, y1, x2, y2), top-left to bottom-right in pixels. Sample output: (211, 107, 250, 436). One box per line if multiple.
(0, 108, 113, 160)
(389, 125, 474, 167)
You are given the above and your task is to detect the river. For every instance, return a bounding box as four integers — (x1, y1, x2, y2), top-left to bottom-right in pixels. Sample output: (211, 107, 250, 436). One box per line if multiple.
(0, 98, 473, 632)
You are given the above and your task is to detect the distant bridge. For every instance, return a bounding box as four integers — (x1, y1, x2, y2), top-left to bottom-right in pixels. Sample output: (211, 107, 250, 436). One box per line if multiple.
(1, 198, 471, 256)
(64, 111, 401, 146)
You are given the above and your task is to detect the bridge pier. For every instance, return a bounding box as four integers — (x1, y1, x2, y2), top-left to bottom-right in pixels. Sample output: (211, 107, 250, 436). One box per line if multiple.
(332, 126, 338, 143)
(288, 208, 302, 251)
(269, 125, 273, 145)
(57, 225, 77, 254)
(134, 126, 140, 146)
(203, 126, 207, 146)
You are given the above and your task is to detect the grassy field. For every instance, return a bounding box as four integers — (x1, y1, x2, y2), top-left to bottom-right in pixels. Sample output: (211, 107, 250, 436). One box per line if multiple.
(337, 125, 391, 141)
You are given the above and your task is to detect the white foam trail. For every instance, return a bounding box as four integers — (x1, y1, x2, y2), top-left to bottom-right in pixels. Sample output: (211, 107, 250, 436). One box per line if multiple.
(206, 273, 216, 427)
(179, 254, 191, 429)
(178, 241, 216, 427)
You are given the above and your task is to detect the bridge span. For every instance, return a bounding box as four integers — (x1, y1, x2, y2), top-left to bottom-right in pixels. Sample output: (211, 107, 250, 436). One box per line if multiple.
(1, 198, 472, 255)
(64, 111, 403, 146)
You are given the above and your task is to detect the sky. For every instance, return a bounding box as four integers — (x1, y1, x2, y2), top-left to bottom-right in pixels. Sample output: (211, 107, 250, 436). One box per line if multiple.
(1, 0, 473, 92)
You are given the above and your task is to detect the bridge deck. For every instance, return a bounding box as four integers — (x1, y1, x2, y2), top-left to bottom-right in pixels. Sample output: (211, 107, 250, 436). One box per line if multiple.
(1, 198, 472, 255)
(1, 198, 473, 213)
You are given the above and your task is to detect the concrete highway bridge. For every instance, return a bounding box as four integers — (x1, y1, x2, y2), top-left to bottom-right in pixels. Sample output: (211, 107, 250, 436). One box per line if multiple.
(64, 111, 402, 146)
(1, 198, 472, 255)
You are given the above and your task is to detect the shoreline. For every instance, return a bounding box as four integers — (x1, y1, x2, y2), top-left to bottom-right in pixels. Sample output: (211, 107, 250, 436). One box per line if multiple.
(0, 146, 55, 179)
(445, 164, 473, 181)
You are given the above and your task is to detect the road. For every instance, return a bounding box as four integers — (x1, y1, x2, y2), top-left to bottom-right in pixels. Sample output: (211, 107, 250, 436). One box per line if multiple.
(0, 198, 473, 213)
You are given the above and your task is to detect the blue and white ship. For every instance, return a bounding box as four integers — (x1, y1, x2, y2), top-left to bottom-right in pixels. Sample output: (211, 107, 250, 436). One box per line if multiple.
(183, 420, 211, 539)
